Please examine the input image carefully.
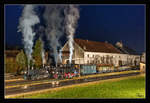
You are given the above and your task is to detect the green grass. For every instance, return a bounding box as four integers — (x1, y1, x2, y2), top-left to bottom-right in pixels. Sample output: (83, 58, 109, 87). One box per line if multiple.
(16, 75, 145, 99)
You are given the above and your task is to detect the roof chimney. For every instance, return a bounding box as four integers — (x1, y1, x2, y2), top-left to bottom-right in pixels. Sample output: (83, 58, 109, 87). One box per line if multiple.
(116, 41, 123, 48)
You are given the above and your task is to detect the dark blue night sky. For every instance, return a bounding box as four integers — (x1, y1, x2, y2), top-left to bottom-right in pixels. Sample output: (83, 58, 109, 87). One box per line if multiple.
(5, 4, 145, 54)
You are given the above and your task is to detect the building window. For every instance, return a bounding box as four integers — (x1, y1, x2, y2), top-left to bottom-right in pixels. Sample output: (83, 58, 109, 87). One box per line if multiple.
(87, 54, 89, 58)
(87, 60, 89, 64)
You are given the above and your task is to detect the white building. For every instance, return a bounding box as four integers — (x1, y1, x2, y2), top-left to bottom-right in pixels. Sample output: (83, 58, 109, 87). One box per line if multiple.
(140, 52, 146, 73)
(62, 38, 140, 67)
(140, 52, 146, 63)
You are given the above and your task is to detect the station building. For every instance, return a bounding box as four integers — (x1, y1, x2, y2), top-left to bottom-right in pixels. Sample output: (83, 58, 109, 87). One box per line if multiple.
(61, 38, 140, 67)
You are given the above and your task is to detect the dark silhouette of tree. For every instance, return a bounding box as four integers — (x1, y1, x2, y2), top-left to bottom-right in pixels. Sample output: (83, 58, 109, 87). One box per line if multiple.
(32, 39, 43, 69)
(16, 50, 27, 75)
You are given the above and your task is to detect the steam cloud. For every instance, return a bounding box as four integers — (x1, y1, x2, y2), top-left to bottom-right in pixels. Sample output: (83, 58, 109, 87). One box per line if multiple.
(64, 5, 80, 64)
(18, 4, 80, 67)
(58, 49, 62, 63)
(43, 4, 79, 65)
(41, 38, 46, 66)
(43, 5, 65, 66)
(18, 5, 40, 66)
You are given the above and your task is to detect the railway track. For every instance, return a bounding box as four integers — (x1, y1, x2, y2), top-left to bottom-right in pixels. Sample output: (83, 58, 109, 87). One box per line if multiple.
(5, 71, 141, 97)
(5, 70, 137, 87)
(5, 70, 138, 87)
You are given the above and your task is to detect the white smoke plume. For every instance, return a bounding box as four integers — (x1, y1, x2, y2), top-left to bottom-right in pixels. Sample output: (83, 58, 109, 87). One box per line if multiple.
(64, 5, 80, 64)
(41, 49, 45, 66)
(40, 38, 46, 66)
(43, 4, 80, 65)
(43, 5, 65, 66)
(18, 5, 40, 66)
(58, 49, 62, 63)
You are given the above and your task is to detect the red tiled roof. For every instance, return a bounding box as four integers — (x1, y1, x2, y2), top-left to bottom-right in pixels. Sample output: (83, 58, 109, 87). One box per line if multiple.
(74, 38, 122, 54)
(5, 50, 20, 57)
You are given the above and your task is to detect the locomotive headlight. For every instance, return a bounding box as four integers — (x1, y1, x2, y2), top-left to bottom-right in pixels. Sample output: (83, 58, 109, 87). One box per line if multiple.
(22, 85, 28, 89)
(56, 81, 59, 85)
(52, 81, 55, 85)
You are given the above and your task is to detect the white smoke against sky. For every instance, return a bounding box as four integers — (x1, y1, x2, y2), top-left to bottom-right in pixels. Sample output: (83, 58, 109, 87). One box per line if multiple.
(43, 4, 80, 65)
(43, 5, 65, 66)
(18, 5, 40, 66)
(64, 5, 80, 64)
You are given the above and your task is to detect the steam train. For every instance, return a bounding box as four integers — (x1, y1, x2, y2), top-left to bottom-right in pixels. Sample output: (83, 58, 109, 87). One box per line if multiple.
(23, 63, 138, 80)
(23, 64, 80, 80)
(23, 64, 98, 80)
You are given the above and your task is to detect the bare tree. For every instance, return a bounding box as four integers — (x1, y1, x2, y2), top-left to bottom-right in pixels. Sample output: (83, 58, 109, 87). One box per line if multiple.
(93, 55, 100, 64)
(110, 56, 113, 65)
(106, 55, 109, 64)
(101, 56, 104, 64)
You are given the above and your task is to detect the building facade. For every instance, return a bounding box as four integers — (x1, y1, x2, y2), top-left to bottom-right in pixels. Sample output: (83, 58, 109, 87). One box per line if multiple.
(5, 50, 49, 73)
(140, 52, 146, 73)
(5, 50, 20, 73)
(140, 52, 146, 63)
(62, 38, 140, 67)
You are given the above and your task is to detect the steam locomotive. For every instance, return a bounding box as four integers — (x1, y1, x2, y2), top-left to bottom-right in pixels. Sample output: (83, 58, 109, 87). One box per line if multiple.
(23, 64, 80, 80)
(23, 63, 139, 80)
